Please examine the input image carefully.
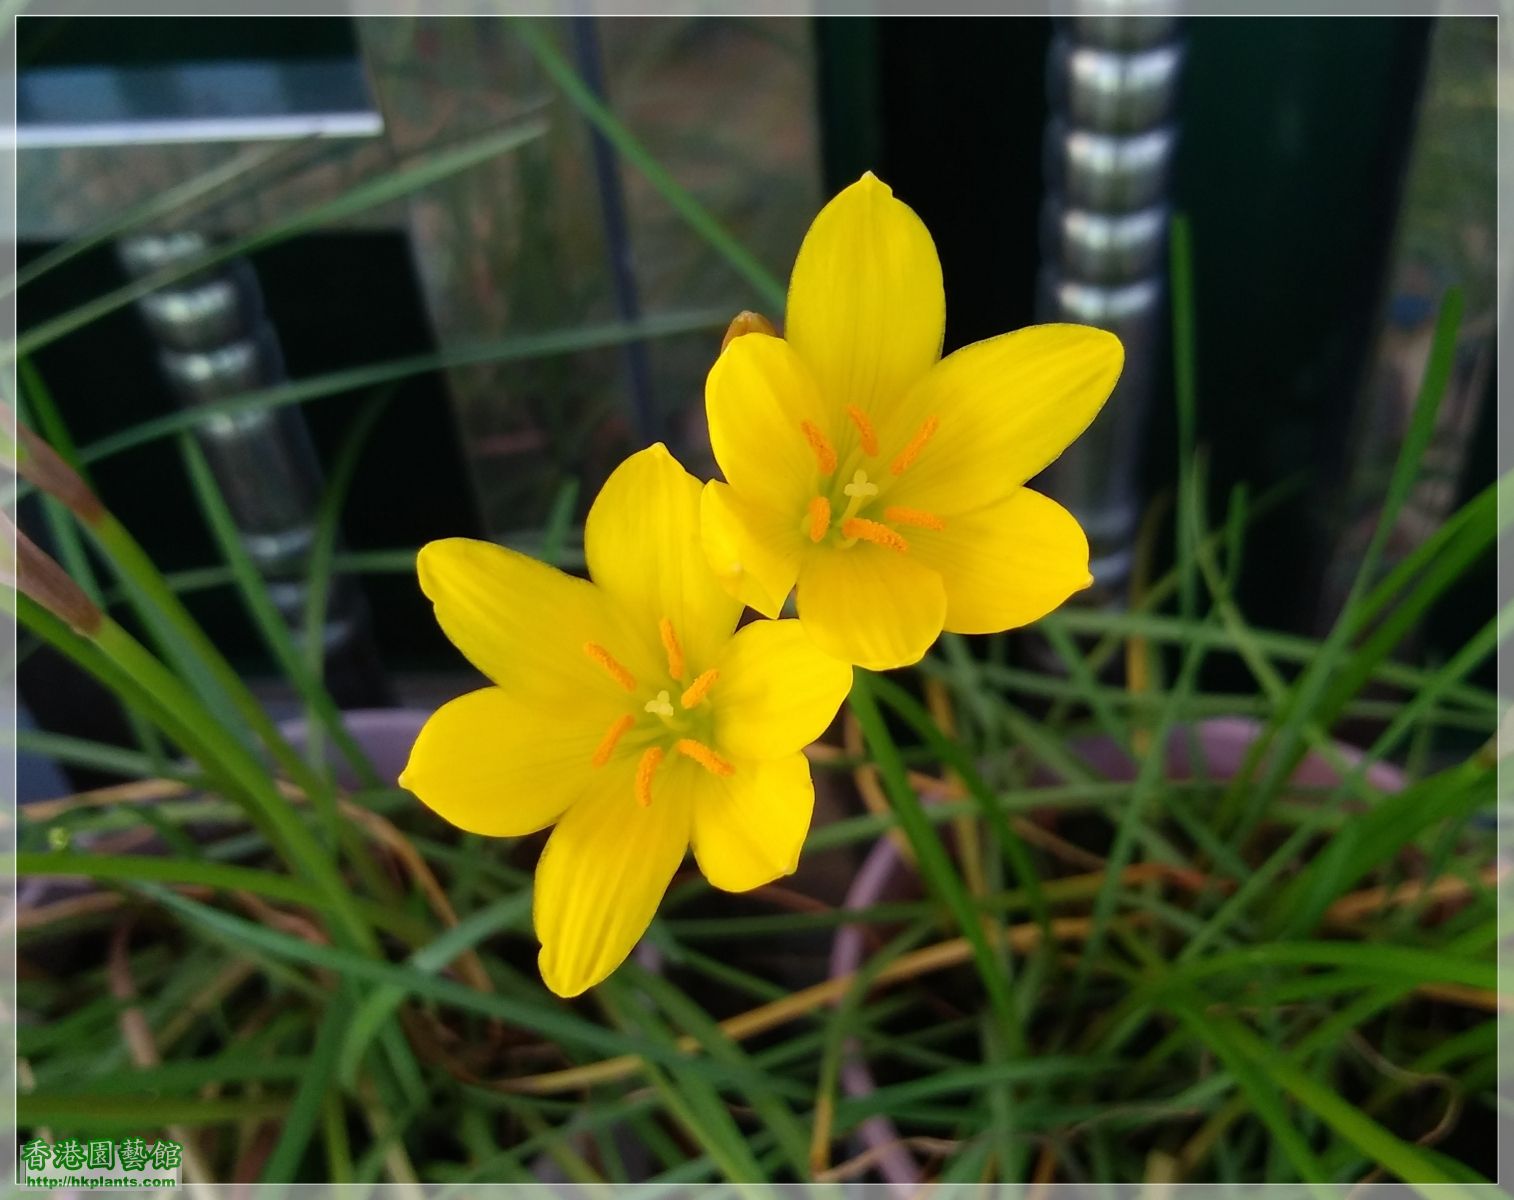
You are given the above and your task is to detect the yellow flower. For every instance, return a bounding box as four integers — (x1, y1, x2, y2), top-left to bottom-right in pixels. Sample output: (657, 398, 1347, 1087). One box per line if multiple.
(701, 172, 1125, 670)
(399, 445, 852, 997)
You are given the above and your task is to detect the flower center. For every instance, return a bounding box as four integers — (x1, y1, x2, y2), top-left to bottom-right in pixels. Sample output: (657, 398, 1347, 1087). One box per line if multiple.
(581, 618, 733, 806)
(798, 411, 945, 554)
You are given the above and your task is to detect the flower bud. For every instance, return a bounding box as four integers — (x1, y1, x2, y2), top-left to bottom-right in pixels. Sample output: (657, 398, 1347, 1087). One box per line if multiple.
(720, 310, 777, 353)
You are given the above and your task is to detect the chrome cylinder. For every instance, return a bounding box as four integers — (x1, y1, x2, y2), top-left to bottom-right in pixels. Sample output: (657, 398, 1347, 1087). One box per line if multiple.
(118, 233, 391, 705)
(1038, 12, 1183, 604)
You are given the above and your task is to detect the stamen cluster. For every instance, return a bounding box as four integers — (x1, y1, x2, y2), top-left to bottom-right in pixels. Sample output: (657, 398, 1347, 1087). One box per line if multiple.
(798, 414, 946, 554)
(582, 619, 731, 808)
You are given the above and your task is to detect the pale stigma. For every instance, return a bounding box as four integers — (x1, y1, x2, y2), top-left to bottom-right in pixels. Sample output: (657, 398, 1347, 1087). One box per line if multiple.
(644, 690, 676, 718)
(840, 470, 880, 525)
(843, 469, 879, 500)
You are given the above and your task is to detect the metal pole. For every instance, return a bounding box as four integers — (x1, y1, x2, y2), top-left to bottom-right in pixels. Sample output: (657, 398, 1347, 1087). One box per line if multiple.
(118, 233, 392, 708)
(1038, 13, 1183, 606)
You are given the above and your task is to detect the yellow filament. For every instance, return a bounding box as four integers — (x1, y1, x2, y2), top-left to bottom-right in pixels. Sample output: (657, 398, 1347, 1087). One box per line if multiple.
(676, 738, 734, 777)
(884, 505, 946, 531)
(842, 518, 909, 553)
(889, 415, 940, 476)
(845, 405, 879, 456)
(583, 642, 636, 692)
(807, 495, 831, 542)
(659, 617, 685, 681)
(635, 746, 664, 807)
(800, 420, 838, 475)
(591, 714, 635, 767)
(680, 668, 720, 709)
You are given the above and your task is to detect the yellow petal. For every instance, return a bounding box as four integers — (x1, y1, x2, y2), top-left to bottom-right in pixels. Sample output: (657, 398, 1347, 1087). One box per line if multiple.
(400, 687, 594, 837)
(785, 173, 944, 419)
(911, 487, 1093, 634)
(882, 324, 1123, 515)
(796, 543, 946, 671)
(534, 757, 692, 997)
(713, 619, 851, 759)
(585, 444, 742, 670)
(418, 537, 637, 701)
(700, 481, 802, 620)
(706, 332, 827, 513)
(692, 752, 815, 892)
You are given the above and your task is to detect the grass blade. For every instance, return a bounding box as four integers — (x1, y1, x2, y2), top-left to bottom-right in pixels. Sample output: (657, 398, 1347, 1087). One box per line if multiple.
(866, 669, 1050, 932)
(1171, 213, 1199, 621)
(1223, 1015, 1485, 1188)
(14, 851, 421, 941)
(177, 433, 378, 796)
(301, 391, 395, 778)
(6, 137, 318, 298)
(20, 1094, 289, 1130)
(47, 310, 725, 476)
(14, 118, 549, 358)
(138, 882, 795, 1095)
(1165, 998, 1329, 1187)
(336, 895, 530, 1088)
(1219, 289, 1464, 837)
(260, 992, 350, 1182)
(11, 728, 183, 781)
(11, 594, 379, 956)
(596, 986, 767, 1184)
(847, 672, 1025, 1052)
(516, 19, 785, 310)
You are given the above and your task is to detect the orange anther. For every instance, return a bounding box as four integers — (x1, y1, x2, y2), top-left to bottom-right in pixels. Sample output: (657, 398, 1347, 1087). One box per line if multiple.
(659, 617, 685, 681)
(883, 506, 946, 531)
(889, 415, 940, 476)
(675, 738, 734, 777)
(591, 714, 636, 767)
(807, 495, 832, 543)
(800, 420, 838, 475)
(845, 405, 879, 456)
(680, 668, 720, 710)
(842, 518, 909, 553)
(635, 746, 664, 807)
(583, 642, 637, 692)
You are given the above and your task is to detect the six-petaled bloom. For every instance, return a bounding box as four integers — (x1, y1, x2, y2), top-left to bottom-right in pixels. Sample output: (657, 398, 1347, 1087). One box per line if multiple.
(400, 445, 852, 997)
(702, 172, 1125, 670)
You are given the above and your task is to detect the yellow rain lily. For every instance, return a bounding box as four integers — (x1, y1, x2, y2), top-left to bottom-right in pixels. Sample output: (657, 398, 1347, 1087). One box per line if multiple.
(399, 445, 852, 997)
(702, 172, 1125, 670)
